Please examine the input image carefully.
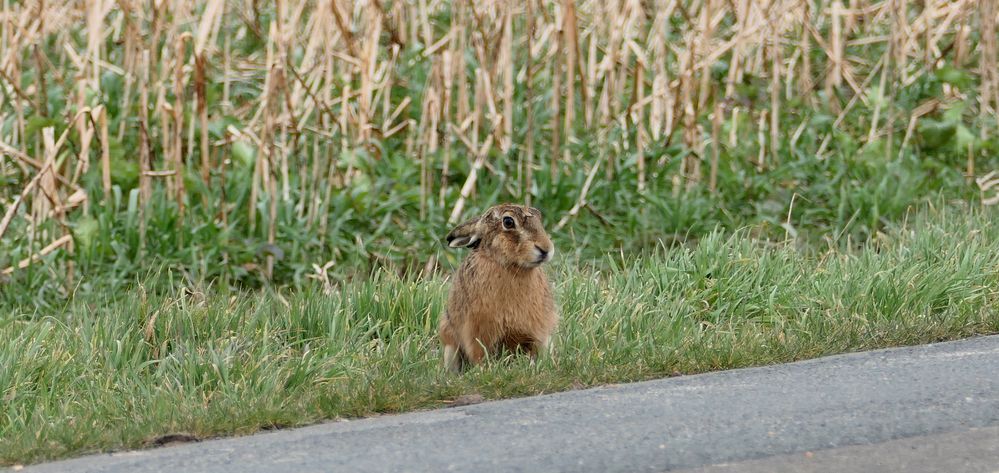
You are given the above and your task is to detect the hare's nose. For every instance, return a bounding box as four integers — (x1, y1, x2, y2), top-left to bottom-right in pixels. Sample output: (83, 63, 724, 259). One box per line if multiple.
(535, 246, 549, 258)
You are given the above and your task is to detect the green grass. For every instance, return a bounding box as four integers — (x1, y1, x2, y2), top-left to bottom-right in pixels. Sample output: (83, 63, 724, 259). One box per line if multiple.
(3, 204, 998, 466)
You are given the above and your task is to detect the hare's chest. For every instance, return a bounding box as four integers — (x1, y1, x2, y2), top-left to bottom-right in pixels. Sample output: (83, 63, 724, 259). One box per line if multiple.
(469, 277, 554, 329)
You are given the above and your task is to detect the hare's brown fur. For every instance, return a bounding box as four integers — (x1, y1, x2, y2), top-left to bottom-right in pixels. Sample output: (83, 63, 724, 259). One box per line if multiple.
(438, 204, 558, 372)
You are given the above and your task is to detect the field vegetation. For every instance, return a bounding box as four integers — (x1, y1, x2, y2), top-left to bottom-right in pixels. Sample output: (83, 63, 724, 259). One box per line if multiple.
(0, 0, 996, 299)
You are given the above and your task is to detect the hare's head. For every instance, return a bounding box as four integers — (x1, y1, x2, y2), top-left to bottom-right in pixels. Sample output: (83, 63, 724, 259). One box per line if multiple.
(446, 204, 554, 268)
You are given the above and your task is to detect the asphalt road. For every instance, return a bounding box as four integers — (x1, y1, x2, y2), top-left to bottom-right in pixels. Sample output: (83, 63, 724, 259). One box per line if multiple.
(17, 335, 999, 473)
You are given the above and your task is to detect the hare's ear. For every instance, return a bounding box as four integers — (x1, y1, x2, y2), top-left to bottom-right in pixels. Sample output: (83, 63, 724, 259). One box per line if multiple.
(445, 217, 483, 249)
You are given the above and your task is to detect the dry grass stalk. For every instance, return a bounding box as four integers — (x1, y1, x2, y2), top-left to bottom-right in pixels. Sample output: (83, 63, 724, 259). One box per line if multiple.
(980, 0, 998, 123)
(562, 0, 579, 143)
(633, 58, 646, 192)
(680, 34, 700, 189)
(554, 155, 601, 232)
(35, 127, 57, 220)
(172, 32, 191, 219)
(0, 164, 51, 242)
(1, 234, 73, 276)
(797, 0, 812, 96)
(99, 106, 111, 200)
(501, 4, 513, 153)
(138, 49, 151, 250)
(549, 0, 563, 177)
(826, 0, 845, 112)
(330, 0, 358, 59)
(525, 0, 536, 204)
(195, 52, 210, 186)
(448, 135, 493, 225)
(976, 171, 999, 206)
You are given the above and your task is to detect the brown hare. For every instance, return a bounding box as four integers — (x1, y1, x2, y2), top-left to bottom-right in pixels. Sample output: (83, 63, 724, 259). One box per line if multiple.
(438, 203, 558, 372)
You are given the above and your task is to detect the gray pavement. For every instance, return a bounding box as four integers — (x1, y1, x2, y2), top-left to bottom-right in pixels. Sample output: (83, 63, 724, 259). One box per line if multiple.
(676, 425, 999, 473)
(16, 335, 999, 472)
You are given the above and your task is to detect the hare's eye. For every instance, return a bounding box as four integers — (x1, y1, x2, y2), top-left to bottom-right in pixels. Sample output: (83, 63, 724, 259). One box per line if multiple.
(502, 216, 515, 229)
